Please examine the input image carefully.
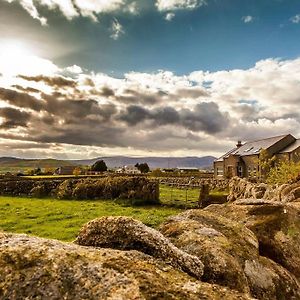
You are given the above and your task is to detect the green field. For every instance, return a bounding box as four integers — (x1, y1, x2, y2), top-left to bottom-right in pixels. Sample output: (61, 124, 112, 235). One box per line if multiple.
(0, 196, 181, 241)
(0, 184, 227, 241)
(160, 184, 200, 208)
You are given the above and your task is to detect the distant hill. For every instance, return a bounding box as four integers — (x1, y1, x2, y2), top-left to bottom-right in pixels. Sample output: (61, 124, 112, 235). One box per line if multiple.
(0, 156, 216, 171)
(0, 157, 74, 169)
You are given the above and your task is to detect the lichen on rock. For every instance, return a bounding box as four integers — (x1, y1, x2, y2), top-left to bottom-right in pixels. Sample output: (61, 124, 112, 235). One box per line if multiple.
(0, 232, 253, 300)
(75, 216, 204, 280)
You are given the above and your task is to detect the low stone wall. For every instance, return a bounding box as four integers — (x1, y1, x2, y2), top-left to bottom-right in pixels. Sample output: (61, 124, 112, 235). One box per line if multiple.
(228, 177, 300, 203)
(0, 177, 159, 203)
(159, 177, 229, 191)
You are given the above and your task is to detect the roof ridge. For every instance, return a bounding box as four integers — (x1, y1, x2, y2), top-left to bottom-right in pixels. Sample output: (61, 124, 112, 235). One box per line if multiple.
(243, 134, 291, 145)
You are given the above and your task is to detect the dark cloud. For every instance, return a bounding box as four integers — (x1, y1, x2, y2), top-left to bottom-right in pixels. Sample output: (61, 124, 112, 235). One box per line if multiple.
(99, 86, 115, 97)
(173, 87, 209, 98)
(18, 75, 77, 88)
(0, 107, 31, 129)
(0, 88, 43, 111)
(41, 93, 117, 120)
(180, 102, 229, 133)
(119, 105, 150, 125)
(119, 102, 228, 134)
(12, 85, 40, 94)
(115, 89, 164, 105)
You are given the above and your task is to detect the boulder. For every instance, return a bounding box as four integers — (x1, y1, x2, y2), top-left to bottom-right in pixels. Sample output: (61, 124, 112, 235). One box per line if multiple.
(75, 216, 204, 280)
(0, 232, 253, 300)
(205, 202, 300, 280)
(159, 209, 300, 299)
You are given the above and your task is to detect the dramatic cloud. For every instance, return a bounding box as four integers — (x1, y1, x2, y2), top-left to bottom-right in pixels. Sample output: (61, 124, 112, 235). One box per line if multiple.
(0, 107, 31, 129)
(4, 0, 130, 25)
(4, 0, 208, 26)
(18, 75, 77, 88)
(0, 54, 300, 158)
(242, 15, 253, 23)
(119, 102, 228, 134)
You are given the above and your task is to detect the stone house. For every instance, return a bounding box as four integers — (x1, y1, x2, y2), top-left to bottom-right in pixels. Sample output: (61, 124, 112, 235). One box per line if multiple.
(214, 134, 300, 179)
(116, 165, 141, 174)
(54, 166, 77, 175)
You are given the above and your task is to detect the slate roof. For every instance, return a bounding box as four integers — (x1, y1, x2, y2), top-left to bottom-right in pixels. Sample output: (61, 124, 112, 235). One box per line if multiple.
(280, 139, 300, 153)
(215, 134, 293, 162)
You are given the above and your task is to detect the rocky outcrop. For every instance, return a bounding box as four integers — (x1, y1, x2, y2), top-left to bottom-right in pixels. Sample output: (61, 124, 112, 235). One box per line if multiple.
(0, 232, 253, 300)
(227, 177, 300, 203)
(75, 216, 204, 280)
(205, 202, 300, 281)
(159, 209, 300, 299)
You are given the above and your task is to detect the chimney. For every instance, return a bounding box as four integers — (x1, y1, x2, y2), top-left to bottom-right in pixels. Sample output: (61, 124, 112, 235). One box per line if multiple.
(236, 140, 242, 148)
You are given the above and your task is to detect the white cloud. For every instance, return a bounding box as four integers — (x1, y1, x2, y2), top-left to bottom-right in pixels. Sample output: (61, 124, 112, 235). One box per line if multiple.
(110, 19, 125, 40)
(242, 15, 253, 23)
(4, 0, 130, 24)
(64, 65, 83, 74)
(156, 0, 206, 11)
(290, 14, 300, 24)
(165, 12, 175, 21)
(5, 0, 47, 25)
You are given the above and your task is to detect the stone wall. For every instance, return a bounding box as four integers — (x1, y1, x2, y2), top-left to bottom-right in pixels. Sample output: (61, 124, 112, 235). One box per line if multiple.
(0, 177, 159, 203)
(159, 177, 229, 191)
(227, 176, 300, 203)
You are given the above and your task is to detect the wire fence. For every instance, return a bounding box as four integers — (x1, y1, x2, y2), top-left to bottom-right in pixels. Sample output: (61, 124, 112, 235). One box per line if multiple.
(160, 183, 200, 209)
(159, 183, 228, 209)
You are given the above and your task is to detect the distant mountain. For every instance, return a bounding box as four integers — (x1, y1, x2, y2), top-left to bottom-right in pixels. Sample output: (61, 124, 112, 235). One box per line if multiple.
(0, 157, 74, 169)
(70, 156, 216, 169)
(0, 156, 216, 170)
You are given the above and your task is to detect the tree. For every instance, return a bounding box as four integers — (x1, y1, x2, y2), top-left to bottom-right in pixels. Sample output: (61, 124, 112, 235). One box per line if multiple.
(135, 163, 150, 173)
(150, 168, 163, 177)
(91, 160, 107, 172)
(257, 149, 276, 180)
(73, 167, 82, 176)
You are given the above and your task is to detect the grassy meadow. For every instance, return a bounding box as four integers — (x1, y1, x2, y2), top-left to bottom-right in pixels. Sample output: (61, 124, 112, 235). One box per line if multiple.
(0, 184, 227, 241)
(0, 196, 181, 241)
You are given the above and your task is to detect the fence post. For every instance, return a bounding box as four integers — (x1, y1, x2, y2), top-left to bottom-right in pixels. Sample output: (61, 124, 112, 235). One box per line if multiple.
(185, 187, 188, 209)
(198, 184, 210, 208)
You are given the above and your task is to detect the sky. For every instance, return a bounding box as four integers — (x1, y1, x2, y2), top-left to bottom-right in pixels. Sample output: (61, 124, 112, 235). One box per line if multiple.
(0, 0, 300, 159)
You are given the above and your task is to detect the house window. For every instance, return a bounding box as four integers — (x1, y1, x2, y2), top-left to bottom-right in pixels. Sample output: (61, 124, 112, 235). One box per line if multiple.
(237, 166, 243, 177)
(217, 168, 223, 175)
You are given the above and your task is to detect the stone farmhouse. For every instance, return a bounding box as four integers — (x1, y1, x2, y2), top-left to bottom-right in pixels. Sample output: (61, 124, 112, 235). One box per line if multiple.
(214, 134, 300, 179)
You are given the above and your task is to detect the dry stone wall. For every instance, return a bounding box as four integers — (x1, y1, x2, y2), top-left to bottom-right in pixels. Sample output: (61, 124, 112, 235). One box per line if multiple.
(0, 177, 159, 203)
(159, 177, 229, 191)
(227, 176, 300, 203)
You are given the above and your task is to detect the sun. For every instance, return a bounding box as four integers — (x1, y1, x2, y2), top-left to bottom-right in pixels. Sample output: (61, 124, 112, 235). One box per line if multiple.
(0, 39, 58, 77)
(0, 40, 34, 58)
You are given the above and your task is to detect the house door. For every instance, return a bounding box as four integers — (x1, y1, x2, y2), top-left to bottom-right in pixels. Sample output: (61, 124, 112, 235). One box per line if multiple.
(227, 166, 234, 178)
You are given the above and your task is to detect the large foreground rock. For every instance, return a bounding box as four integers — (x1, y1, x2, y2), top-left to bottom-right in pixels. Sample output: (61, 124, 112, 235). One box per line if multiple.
(205, 202, 300, 280)
(159, 209, 300, 300)
(0, 232, 253, 300)
(75, 216, 204, 280)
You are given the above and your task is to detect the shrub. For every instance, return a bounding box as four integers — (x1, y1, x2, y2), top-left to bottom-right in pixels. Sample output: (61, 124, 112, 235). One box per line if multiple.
(267, 160, 300, 185)
(56, 179, 76, 199)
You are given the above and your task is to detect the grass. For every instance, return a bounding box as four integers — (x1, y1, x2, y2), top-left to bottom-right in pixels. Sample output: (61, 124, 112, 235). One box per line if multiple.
(0, 196, 181, 241)
(160, 184, 228, 208)
(160, 184, 200, 208)
(0, 184, 228, 242)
